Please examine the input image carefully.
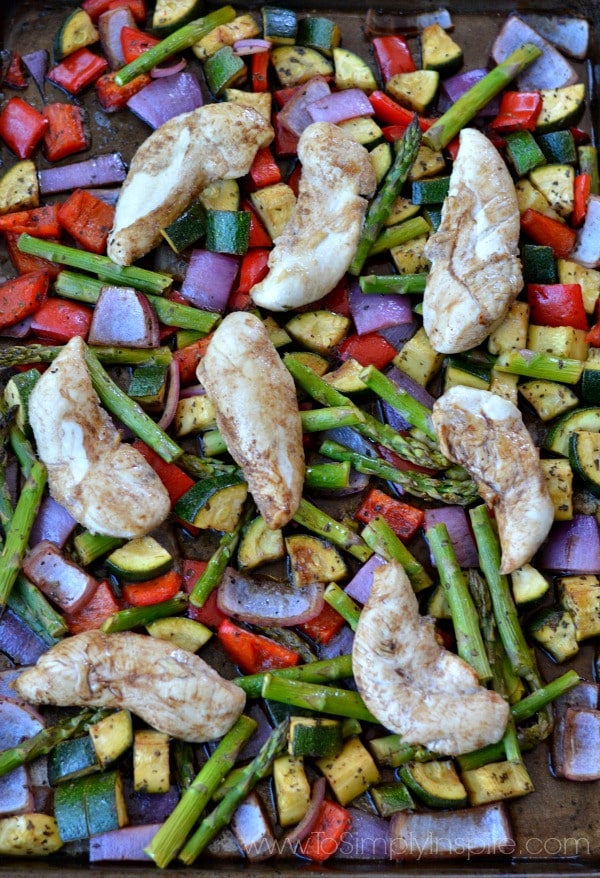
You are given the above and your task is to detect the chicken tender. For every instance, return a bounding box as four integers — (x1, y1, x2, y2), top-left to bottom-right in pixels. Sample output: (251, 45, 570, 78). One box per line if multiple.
(28, 336, 170, 539)
(250, 122, 376, 311)
(432, 386, 554, 573)
(108, 103, 274, 265)
(353, 560, 509, 755)
(15, 630, 245, 742)
(197, 312, 304, 528)
(423, 128, 522, 353)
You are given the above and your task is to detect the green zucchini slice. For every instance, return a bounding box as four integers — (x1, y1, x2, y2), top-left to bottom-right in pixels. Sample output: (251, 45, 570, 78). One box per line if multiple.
(400, 759, 468, 808)
(174, 473, 248, 532)
(544, 406, 600, 456)
(152, 0, 204, 33)
(53, 8, 98, 60)
(106, 536, 174, 582)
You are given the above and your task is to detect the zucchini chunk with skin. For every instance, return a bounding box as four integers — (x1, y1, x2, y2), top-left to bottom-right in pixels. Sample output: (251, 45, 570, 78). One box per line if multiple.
(89, 710, 133, 767)
(273, 755, 311, 827)
(316, 736, 381, 805)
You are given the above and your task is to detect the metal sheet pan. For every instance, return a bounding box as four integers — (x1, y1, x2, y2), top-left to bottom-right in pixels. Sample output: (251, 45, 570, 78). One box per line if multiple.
(0, 0, 599, 875)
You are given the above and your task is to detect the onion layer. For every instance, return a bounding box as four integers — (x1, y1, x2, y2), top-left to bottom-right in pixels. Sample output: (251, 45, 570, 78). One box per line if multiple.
(217, 567, 324, 626)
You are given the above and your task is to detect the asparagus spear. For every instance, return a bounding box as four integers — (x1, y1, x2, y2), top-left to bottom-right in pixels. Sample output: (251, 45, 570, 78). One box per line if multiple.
(304, 461, 351, 490)
(319, 438, 478, 505)
(84, 347, 183, 463)
(426, 523, 492, 682)
(101, 594, 188, 633)
(358, 364, 435, 440)
(284, 354, 449, 470)
(0, 343, 173, 370)
(359, 273, 428, 295)
(178, 452, 239, 480)
(260, 675, 378, 722)
(115, 6, 236, 86)
(300, 406, 364, 432)
(494, 348, 583, 384)
(0, 708, 109, 777)
(360, 514, 432, 593)
(292, 497, 372, 563)
(0, 457, 46, 608)
(189, 503, 254, 607)
(369, 734, 437, 768)
(17, 234, 172, 295)
(172, 739, 196, 793)
(369, 215, 430, 256)
(73, 531, 124, 567)
(145, 714, 257, 868)
(323, 582, 362, 630)
(234, 654, 353, 699)
(178, 720, 288, 865)
(7, 574, 68, 645)
(423, 43, 543, 151)
(349, 115, 422, 275)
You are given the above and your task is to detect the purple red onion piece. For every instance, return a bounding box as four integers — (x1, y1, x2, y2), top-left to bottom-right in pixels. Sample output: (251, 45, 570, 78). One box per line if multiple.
(127, 70, 204, 129)
(181, 249, 239, 312)
(88, 286, 160, 349)
(98, 6, 135, 70)
(217, 567, 324, 626)
(38, 153, 127, 195)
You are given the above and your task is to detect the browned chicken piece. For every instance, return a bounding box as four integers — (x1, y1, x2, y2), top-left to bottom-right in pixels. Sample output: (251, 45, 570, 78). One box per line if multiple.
(27, 336, 170, 539)
(197, 312, 304, 529)
(353, 560, 510, 755)
(250, 121, 376, 311)
(432, 386, 554, 574)
(422, 128, 523, 353)
(14, 630, 246, 743)
(107, 103, 274, 265)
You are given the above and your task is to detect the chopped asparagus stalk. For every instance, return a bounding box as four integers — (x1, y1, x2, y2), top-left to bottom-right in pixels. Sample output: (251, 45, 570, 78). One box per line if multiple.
(304, 461, 351, 490)
(300, 406, 364, 432)
(369, 215, 431, 256)
(73, 532, 124, 567)
(260, 675, 378, 722)
(0, 458, 46, 608)
(359, 273, 428, 295)
(0, 343, 173, 371)
(323, 582, 362, 630)
(358, 364, 435, 440)
(360, 514, 432, 593)
(8, 574, 68, 644)
(423, 43, 543, 151)
(101, 594, 188, 633)
(292, 497, 372, 563)
(494, 348, 583, 384)
(189, 503, 254, 607)
(234, 654, 354, 699)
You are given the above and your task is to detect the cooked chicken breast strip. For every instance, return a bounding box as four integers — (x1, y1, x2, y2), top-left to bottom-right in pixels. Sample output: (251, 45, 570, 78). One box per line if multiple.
(353, 560, 509, 755)
(422, 128, 522, 353)
(197, 312, 304, 529)
(14, 630, 245, 742)
(28, 336, 170, 539)
(250, 122, 376, 311)
(432, 386, 554, 574)
(107, 103, 274, 265)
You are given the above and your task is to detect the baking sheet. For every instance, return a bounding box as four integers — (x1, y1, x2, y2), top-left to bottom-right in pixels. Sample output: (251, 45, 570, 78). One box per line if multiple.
(0, 0, 599, 874)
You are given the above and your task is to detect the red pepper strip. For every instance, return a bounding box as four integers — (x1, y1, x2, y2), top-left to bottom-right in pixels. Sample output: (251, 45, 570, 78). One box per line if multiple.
(355, 486, 425, 542)
(3, 52, 27, 89)
(182, 560, 228, 628)
(489, 90, 542, 133)
(248, 146, 282, 189)
(4, 233, 62, 279)
(368, 91, 434, 131)
(372, 35, 416, 81)
(217, 618, 301, 674)
(235, 248, 270, 293)
(338, 331, 396, 369)
(64, 580, 120, 634)
(0, 96, 48, 160)
(0, 205, 61, 238)
(30, 298, 93, 342)
(58, 189, 115, 254)
(120, 25, 161, 64)
(48, 48, 108, 96)
(122, 570, 182, 607)
(251, 50, 270, 93)
(0, 270, 49, 330)
(43, 103, 89, 162)
(241, 199, 272, 248)
(527, 282, 588, 331)
(570, 127, 590, 146)
(520, 208, 577, 260)
(132, 439, 195, 504)
(286, 162, 302, 198)
(297, 601, 346, 645)
(95, 70, 152, 112)
(273, 86, 301, 107)
(298, 800, 353, 862)
(572, 173, 591, 228)
(321, 278, 351, 316)
(273, 113, 299, 158)
(83, 0, 145, 22)
(173, 334, 213, 384)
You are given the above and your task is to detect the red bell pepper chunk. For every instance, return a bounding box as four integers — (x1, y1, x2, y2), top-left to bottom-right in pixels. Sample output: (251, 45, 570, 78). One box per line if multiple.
(48, 48, 108, 95)
(0, 205, 61, 238)
(273, 86, 300, 108)
(120, 25, 161, 64)
(355, 486, 425, 542)
(489, 90, 542, 133)
(3, 52, 27, 89)
(320, 278, 351, 316)
(339, 331, 396, 369)
(241, 199, 272, 248)
(182, 560, 228, 628)
(64, 580, 120, 634)
(368, 91, 434, 131)
(132, 439, 195, 504)
(173, 334, 213, 384)
(0, 270, 50, 330)
(527, 283, 588, 331)
(372, 35, 416, 81)
(217, 618, 301, 674)
(248, 146, 282, 189)
(30, 298, 93, 342)
(43, 103, 89, 162)
(570, 126, 590, 146)
(586, 321, 600, 347)
(520, 208, 577, 260)
(0, 97, 48, 160)
(95, 70, 152, 112)
(83, 0, 146, 22)
(572, 173, 591, 228)
(286, 162, 302, 198)
(122, 570, 182, 607)
(4, 233, 62, 279)
(58, 189, 115, 254)
(273, 113, 299, 158)
(297, 601, 346, 645)
(251, 50, 270, 93)
(235, 248, 270, 293)
(298, 799, 352, 862)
